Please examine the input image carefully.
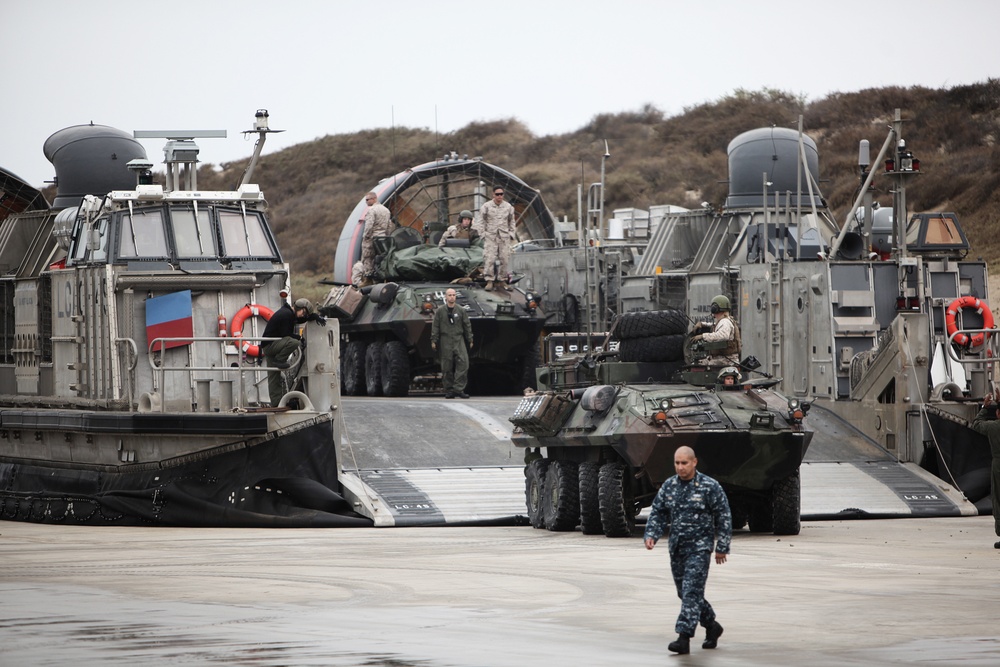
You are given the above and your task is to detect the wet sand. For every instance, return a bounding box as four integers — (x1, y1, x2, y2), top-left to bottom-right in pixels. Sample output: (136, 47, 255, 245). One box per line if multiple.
(2, 516, 999, 666)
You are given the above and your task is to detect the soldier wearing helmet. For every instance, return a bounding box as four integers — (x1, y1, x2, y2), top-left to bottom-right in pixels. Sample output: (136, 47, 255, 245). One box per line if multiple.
(438, 210, 480, 247)
(690, 295, 741, 366)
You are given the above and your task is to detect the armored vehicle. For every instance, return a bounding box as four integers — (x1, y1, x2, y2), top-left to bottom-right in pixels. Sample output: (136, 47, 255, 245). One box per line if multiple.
(324, 154, 553, 396)
(511, 319, 813, 537)
(323, 232, 545, 396)
(0, 112, 367, 527)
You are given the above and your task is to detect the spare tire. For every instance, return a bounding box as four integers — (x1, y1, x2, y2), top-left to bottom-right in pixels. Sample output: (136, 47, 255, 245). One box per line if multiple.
(618, 334, 686, 362)
(615, 309, 688, 339)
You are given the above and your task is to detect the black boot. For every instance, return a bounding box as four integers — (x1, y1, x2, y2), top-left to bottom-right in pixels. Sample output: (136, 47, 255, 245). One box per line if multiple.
(702, 620, 724, 649)
(668, 633, 691, 654)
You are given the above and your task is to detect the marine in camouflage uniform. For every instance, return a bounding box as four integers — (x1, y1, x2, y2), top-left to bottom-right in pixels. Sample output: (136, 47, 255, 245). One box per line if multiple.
(431, 288, 473, 398)
(361, 191, 393, 283)
(439, 209, 480, 247)
(691, 294, 741, 367)
(644, 445, 732, 654)
(970, 393, 1000, 548)
(478, 187, 516, 290)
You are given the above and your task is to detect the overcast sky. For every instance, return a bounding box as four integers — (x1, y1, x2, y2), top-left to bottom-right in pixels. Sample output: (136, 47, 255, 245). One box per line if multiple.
(4, 0, 997, 188)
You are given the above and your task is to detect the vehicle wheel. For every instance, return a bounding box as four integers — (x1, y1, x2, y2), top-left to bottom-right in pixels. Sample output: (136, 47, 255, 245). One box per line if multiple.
(771, 473, 801, 535)
(729, 499, 748, 531)
(618, 334, 686, 362)
(342, 341, 367, 396)
(747, 499, 774, 533)
(519, 341, 541, 391)
(542, 460, 580, 531)
(615, 309, 688, 339)
(381, 340, 410, 397)
(599, 461, 635, 538)
(578, 462, 602, 535)
(365, 341, 383, 397)
(524, 459, 549, 529)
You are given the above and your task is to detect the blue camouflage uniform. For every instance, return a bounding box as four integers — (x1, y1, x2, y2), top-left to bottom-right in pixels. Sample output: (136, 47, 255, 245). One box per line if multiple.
(644, 470, 732, 636)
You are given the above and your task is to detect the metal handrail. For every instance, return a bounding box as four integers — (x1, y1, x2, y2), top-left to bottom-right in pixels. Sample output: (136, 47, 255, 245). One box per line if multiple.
(146, 335, 301, 412)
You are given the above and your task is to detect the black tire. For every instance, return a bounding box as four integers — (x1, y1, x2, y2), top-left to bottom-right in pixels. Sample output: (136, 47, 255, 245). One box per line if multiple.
(771, 473, 801, 535)
(525, 459, 549, 529)
(578, 462, 602, 535)
(543, 460, 580, 531)
(748, 499, 774, 533)
(519, 341, 541, 392)
(381, 340, 411, 397)
(618, 334, 686, 362)
(365, 341, 384, 397)
(342, 341, 367, 396)
(730, 500, 748, 531)
(599, 461, 635, 538)
(616, 309, 688, 339)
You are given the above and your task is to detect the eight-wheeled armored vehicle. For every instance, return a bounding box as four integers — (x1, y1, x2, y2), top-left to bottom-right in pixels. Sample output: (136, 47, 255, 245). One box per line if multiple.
(322, 235, 545, 396)
(510, 313, 813, 537)
(324, 154, 553, 396)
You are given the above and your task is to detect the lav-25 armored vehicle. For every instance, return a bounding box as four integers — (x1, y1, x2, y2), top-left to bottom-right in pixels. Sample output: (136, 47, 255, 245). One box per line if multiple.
(323, 154, 552, 396)
(510, 313, 813, 537)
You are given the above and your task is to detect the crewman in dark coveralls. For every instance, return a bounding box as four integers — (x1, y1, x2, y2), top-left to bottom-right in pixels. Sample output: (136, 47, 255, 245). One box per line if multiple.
(970, 392, 1000, 548)
(644, 445, 732, 654)
(259, 298, 312, 406)
(431, 288, 473, 399)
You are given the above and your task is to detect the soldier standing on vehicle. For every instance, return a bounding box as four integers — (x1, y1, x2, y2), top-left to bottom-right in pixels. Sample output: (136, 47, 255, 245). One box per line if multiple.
(971, 392, 1000, 549)
(479, 186, 516, 291)
(360, 191, 392, 287)
(439, 210, 480, 247)
(431, 288, 473, 399)
(644, 445, 732, 655)
(690, 294, 741, 366)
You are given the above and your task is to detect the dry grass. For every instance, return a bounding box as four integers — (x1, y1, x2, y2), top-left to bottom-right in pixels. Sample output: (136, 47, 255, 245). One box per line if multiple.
(54, 81, 1000, 284)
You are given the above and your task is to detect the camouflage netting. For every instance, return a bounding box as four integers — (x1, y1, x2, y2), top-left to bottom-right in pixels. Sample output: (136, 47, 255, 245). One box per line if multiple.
(384, 242, 485, 281)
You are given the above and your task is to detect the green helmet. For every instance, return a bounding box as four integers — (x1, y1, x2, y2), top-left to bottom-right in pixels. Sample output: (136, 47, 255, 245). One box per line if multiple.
(459, 210, 474, 222)
(711, 295, 731, 312)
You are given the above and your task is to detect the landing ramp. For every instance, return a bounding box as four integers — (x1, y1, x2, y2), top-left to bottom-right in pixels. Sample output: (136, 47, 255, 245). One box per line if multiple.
(338, 397, 976, 527)
(338, 396, 527, 526)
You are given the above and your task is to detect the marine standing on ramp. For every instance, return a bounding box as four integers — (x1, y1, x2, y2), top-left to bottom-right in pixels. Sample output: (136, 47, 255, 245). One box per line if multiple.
(431, 288, 473, 399)
(970, 392, 1000, 549)
(360, 191, 393, 287)
(478, 186, 515, 291)
(644, 445, 732, 655)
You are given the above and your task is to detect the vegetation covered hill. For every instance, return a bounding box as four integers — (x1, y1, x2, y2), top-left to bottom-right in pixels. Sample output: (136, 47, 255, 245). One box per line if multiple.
(198, 81, 1000, 301)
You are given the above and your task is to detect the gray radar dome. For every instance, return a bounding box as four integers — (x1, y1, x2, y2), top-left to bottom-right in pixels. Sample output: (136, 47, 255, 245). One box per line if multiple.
(725, 127, 824, 210)
(43, 123, 147, 209)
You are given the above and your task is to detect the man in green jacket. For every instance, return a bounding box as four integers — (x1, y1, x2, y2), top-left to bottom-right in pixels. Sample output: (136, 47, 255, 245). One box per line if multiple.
(971, 392, 1000, 548)
(431, 288, 473, 398)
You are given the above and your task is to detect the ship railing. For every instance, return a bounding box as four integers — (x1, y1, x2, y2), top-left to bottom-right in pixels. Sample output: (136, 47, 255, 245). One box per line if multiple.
(145, 335, 300, 413)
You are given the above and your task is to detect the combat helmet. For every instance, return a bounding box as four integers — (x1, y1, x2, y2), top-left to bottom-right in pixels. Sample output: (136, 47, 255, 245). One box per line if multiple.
(710, 294, 731, 313)
(459, 210, 474, 223)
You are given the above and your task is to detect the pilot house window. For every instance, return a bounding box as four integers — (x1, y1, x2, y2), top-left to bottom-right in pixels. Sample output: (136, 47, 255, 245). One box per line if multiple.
(119, 208, 169, 258)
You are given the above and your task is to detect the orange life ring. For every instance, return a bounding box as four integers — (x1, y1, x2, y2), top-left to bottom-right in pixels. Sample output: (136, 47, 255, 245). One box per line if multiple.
(231, 303, 274, 357)
(945, 296, 994, 348)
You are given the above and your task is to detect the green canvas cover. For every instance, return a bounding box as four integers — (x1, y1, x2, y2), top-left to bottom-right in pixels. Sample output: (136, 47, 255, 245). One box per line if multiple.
(384, 241, 484, 281)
